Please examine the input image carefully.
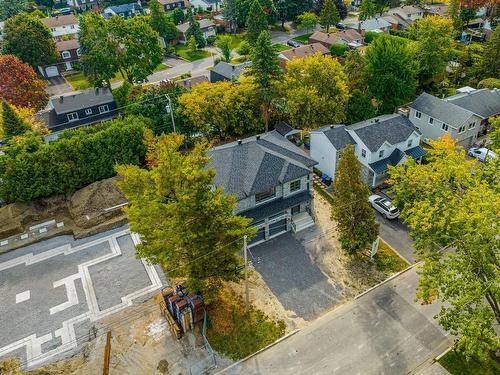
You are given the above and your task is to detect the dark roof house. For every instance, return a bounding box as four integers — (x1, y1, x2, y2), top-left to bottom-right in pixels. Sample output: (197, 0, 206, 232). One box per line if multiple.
(209, 61, 251, 83)
(445, 88, 500, 119)
(103, 2, 144, 19)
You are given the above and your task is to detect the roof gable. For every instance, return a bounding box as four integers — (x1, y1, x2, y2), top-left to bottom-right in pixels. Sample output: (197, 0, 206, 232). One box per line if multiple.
(446, 89, 500, 119)
(409, 92, 474, 127)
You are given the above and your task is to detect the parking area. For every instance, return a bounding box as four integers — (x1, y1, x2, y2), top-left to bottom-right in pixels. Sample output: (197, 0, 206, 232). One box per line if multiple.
(0, 226, 166, 369)
(46, 76, 74, 97)
(248, 233, 343, 321)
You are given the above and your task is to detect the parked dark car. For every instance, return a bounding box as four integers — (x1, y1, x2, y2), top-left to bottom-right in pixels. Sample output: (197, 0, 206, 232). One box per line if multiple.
(287, 40, 302, 48)
(336, 22, 346, 30)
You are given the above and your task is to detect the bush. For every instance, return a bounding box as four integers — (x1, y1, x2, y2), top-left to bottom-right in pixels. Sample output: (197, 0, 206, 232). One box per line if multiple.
(478, 78, 500, 89)
(0, 116, 148, 203)
(364, 31, 381, 44)
(330, 43, 349, 57)
(237, 40, 252, 56)
(389, 29, 411, 39)
(206, 35, 217, 45)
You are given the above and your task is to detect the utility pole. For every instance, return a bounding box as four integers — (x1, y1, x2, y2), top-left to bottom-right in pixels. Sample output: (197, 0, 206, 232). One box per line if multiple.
(102, 331, 112, 375)
(243, 235, 249, 311)
(165, 95, 176, 133)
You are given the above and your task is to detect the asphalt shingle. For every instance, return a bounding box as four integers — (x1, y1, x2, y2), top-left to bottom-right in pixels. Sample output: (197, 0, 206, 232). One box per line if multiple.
(446, 89, 500, 119)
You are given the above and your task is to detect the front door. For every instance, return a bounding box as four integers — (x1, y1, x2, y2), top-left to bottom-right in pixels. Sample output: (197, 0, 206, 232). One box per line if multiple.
(291, 204, 301, 215)
(65, 61, 73, 71)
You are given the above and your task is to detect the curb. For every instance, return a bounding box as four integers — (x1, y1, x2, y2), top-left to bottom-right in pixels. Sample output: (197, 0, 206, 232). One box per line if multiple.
(213, 329, 300, 374)
(434, 346, 453, 361)
(354, 261, 423, 300)
(378, 237, 413, 266)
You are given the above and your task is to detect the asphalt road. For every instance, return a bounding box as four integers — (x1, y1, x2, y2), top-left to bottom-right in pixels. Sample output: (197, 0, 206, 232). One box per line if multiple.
(0, 226, 166, 369)
(375, 213, 416, 263)
(218, 267, 452, 375)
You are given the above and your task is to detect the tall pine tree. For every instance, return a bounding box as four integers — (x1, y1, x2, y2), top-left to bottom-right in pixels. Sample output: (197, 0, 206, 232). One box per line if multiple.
(331, 144, 379, 255)
(246, 0, 268, 45)
(185, 9, 206, 48)
(320, 0, 340, 33)
(1, 101, 30, 140)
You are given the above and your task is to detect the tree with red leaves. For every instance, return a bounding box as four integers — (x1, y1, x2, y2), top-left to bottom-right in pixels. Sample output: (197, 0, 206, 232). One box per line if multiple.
(0, 55, 48, 111)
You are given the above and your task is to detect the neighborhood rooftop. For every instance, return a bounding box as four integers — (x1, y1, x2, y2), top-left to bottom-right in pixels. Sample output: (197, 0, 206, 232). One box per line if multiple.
(445, 88, 500, 119)
(279, 43, 329, 60)
(311, 125, 355, 150)
(211, 61, 251, 80)
(51, 88, 114, 114)
(409, 92, 474, 128)
(177, 19, 214, 33)
(207, 131, 316, 200)
(55, 39, 80, 52)
(42, 15, 79, 28)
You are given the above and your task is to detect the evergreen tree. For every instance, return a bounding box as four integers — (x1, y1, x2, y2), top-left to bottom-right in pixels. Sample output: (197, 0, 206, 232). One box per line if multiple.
(246, 0, 268, 45)
(477, 25, 500, 79)
(223, 0, 239, 33)
(359, 0, 377, 21)
(1, 102, 31, 140)
(149, 0, 178, 43)
(345, 89, 376, 124)
(331, 144, 379, 255)
(0, 0, 29, 21)
(334, 0, 347, 19)
(320, 0, 340, 33)
(116, 133, 255, 301)
(248, 31, 282, 131)
(171, 7, 185, 24)
(185, 11, 206, 48)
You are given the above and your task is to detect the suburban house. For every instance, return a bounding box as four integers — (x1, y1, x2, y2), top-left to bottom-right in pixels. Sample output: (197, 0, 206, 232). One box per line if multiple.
(425, 3, 449, 17)
(66, 0, 99, 11)
(209, 61, 251, 83)
(207, 130, 317, 246)
(41, 39, 81, 78)
(278, 43, 329, 69)
(190, 0, 220, 10)
(176, 19, 216, 43)
(159, 0, 189, 11)
(390, 5, 424, 26)
(309, 30, 364, 49)
(175, 75, 208, 89)
(42, 15, 80, 41)
(407, 91, 492, 148)
(349, 17, 391, 33)
(310, 114, 424, 187)
(445, 88, 500, 128)
(103, 2, 144, 19)
(37, 88, 118, 138)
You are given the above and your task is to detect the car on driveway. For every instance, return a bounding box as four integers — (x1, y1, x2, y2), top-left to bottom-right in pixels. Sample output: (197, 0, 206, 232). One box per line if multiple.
(369, 195, 400, 219)
(287, 40, 302, 48)
(468, 147, 498, 162)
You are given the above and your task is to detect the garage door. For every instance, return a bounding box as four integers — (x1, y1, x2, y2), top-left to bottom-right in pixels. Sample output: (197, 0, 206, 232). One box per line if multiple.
(45, 66, 59, 78)
(269, 219, 287, 237)
(249, 226, 266, 245)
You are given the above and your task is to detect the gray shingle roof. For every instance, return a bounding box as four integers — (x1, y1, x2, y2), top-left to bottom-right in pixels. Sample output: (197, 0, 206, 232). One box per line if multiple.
(348, 114, 420, 152)
(177, 19, 215, 33)
(212, 61, 251, 80)
(51, 88, 115, 114)
(311, 125, 355, 150)
(207, 131, 317, 200)
(446, 89, 500, 119)
(369, 148, 405, 174)
(410, 92, 474, 128)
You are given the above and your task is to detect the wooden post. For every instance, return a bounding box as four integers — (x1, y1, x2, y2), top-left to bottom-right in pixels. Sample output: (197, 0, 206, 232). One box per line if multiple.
(102, 331, 112, 375)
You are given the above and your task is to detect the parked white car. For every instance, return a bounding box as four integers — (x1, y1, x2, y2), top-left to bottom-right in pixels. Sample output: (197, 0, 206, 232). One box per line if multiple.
(468, 147, 498, 162)
(368, 195, 400, 219)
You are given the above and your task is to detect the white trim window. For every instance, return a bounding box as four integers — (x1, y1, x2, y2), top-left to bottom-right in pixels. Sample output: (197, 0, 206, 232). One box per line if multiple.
(85, 108, 92, 115)
(442, 123, 449, 132)
(98, 105, 110, 114)
(255, 187, 276, 203)
(67, 112, 79, 122)
(458, 125, 466, 134)
(361, 149, 366, 158)
(415, 111, 422, 119)
(61, 51, 71, 59)
(428, 117, 434, 125)
(379, 150, 385, 158)
(290, 179, 301, 192)
(468, 121, 476, 129)
(407, 139, 413, 148)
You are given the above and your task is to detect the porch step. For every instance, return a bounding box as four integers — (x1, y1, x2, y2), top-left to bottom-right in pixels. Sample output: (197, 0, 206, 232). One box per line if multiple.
(292, 213, 315, 233)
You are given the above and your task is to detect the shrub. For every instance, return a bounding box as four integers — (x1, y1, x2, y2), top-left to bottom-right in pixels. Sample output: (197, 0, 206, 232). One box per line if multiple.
(206, 35, 217, 45)
(0, 116, 148, 203)
(364, 31, 381, 43)
(478, 78, 500, 89)
(330, 43, 349, 57)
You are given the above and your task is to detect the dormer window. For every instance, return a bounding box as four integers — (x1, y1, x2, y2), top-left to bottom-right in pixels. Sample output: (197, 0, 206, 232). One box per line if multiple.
(468, 122, 475, 129)
(61, 51, 71, 59)
(407, 139, 413, 148)
(379, 150, 384, 158)
(458, 125, 466, 133)
(67, 112, 79, 122)
(442, 123, 449, 132)
(415, 111, 421, 119)
(290, 179, 301, 192)
(255, 188, 276, 203)
(361, 149, 366, 158)
(428, 117, 434, 125)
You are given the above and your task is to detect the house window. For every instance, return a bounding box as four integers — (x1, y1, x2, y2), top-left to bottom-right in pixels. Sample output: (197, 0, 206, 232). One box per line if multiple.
(98, 105, 110, 114)
(70, 25, 75, 29)
(290, 179, 301, 192)
(255, 188, 276, 203)
(442, 123, 449, 132)
(76, 48, 81, 57)
(51, 28, 56, 32)
(428, 117, 434, 125)
(379, 150, 385, 158)
(469, 122, 475, 129)
(458, 125, 466, 133)
(407, 139, 413, 148)
(415, 111, 421, 119)
(67, 112, 79, 122)
(61, 51, 71, 59)
(361, 149, 366, 158)
(85, 108, 92, 115)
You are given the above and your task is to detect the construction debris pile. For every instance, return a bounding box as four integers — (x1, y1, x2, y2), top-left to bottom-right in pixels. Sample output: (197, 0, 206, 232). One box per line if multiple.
(158, 285, 205, 339)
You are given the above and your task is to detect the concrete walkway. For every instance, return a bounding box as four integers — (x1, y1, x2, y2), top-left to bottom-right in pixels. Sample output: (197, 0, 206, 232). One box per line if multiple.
(217, 267, 452, 375)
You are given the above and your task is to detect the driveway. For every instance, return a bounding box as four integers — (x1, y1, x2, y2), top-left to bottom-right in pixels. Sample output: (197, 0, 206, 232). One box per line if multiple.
(46, 76, 74, 97)
(217, 267, 452, 375)
(248, 233, 343, 320)
(0, 226, 166, 369)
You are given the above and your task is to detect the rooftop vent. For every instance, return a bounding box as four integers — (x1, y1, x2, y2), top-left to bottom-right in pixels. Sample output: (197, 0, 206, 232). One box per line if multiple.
(374, 118, 380, 123)
(237, 139, 242, 145)
(59, 96, 64, 102)
(256, 135, 260, 140)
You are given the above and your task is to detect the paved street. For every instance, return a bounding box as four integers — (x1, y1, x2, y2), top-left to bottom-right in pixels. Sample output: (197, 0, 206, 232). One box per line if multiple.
(249, 233, 343, 320)
(376, 213, 416, 263)
(218, 267, 452, 375)
(46, 76, 73, 97)
(0, 226, 166, 369)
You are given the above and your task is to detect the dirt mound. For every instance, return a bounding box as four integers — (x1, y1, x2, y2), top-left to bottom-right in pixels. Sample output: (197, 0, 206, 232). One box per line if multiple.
(0, 177, 127, 242)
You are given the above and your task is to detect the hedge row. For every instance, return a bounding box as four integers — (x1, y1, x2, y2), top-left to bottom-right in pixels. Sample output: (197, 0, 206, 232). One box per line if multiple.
(0, 116, 148, 203)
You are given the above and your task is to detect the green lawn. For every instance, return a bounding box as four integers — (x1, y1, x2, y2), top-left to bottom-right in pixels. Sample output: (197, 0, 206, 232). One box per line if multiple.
(230, 56, 249, 64)
(438, 350, 500, 375)
(174, 44, 212, 61)
(153, 63, 170, 72)
(293, 33, 313, 43)
(64, 71, 92, 90)
(374, 240, 409, 274)
(273, 43, 292, 52)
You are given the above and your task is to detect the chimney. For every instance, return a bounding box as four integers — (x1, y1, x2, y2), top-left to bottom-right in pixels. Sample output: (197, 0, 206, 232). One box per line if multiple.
(95, 87, 99, 95)
(232, 65, 235, 71)
(237, 139, 242, 145)
(330, 125, 334, 128)
(375, 118, 379, 123)
(59, 96, 64, 102)
(256, 135, 260, 140)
